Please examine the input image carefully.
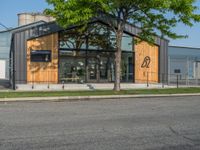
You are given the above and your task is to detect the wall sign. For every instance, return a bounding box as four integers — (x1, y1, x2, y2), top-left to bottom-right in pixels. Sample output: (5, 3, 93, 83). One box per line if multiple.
(174, 69, 181, 74)
(141, 56, 151, 68)
(31, 50, 52, 62)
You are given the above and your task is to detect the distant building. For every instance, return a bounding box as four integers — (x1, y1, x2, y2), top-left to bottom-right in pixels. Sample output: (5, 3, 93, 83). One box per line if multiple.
(168, 46, 200, 84)
(0, 30, 12, 79)
(18, 13, 55, 26)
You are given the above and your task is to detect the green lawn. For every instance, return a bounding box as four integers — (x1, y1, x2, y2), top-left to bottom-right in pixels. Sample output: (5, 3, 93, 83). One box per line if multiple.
(0, 87, 200, 98)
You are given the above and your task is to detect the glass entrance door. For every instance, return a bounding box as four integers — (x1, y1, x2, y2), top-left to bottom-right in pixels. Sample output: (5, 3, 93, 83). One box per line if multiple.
(59, 57, 86, 83)
(99, 57, 108, 81)
(87, 54, 115, 83)
(87, 58, 98, 82)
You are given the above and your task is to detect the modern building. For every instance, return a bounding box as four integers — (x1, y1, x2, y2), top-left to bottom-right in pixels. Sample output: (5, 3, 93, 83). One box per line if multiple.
(168, 46, 200, 84)
(9, 16, 168, 89)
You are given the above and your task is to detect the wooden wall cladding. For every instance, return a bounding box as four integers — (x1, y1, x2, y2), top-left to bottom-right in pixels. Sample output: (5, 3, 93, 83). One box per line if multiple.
(134, 40, 159, 83)
(27, 33, 58, 84)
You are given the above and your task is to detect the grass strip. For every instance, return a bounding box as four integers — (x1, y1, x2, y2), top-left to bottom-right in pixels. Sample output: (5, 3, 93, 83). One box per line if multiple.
(0, 87, 200, 98)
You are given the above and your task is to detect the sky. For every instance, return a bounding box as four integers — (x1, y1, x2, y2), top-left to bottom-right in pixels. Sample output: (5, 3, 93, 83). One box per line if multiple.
(0, 0, 200, 48)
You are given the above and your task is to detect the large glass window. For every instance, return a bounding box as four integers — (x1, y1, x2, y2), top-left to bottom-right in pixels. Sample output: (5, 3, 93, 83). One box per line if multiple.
(59, 22, 134, 52)
(86, 51, 115, 82)
(122, 34, 133, 52)
(59, 51, 86, 83)
(59, 30, 86, 50)
(87, 23, 116, 51)
(58, 22, 134, 83)
(121, 52, 134, 82)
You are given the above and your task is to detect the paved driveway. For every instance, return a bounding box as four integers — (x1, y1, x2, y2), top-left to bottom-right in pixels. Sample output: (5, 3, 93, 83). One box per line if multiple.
(0, 96, 200, 150)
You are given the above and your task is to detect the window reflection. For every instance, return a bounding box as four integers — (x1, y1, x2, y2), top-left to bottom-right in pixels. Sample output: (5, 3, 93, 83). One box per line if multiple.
(58, 22, 134, 83)
(59, 22, 133, 52)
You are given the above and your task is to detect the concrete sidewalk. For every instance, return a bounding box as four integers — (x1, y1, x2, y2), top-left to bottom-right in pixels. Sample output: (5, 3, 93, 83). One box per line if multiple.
(1, 93, 200, 102)
(15, 83, 175, 91)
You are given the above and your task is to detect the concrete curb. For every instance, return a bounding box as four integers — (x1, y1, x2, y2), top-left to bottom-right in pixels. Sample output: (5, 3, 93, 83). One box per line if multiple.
(0, 93, 200, 102)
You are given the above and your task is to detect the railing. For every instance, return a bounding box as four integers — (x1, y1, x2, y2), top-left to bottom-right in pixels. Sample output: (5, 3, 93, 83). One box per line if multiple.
(11, 70, 200, 90)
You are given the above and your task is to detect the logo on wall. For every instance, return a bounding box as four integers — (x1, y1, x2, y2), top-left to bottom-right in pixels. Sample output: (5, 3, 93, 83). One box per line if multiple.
(141, 56, 151, 68)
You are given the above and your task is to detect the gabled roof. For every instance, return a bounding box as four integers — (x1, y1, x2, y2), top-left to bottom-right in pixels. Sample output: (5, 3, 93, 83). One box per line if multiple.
(169, 46, 200, 50)
(24, 16, 168, 46)
(0, 20, 46, 34)
(96, 14, 169, 43)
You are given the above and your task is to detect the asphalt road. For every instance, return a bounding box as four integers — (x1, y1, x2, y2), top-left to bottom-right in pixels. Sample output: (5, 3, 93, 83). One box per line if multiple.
(0, 96, 200, 150)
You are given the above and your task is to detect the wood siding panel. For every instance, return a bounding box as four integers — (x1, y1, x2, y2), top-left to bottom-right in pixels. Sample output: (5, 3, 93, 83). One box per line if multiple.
(27, 33, 58, 84)
(134, 41, 159, 83)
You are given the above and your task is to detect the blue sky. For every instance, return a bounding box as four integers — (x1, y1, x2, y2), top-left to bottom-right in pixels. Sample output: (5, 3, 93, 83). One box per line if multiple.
(0, 0, 49, 28)
(0, 0, 200, 47)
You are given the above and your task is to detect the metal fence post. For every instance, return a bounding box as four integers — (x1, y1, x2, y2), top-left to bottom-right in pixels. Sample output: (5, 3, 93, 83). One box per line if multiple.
(62, 81, 65, 90)
(13, 70, 16, 90)
(186, 74, 189, 86)
(147, 72, 149, 87)
(177, 75, 179, 88)
(47, 71, 50, 89)
(162, 73, 165, 88)
(32, 71, 34, 89)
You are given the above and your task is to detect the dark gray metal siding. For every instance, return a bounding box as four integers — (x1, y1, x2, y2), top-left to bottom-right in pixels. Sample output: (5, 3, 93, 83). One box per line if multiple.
(13, 31, 27, 84)
(16, 30, 33, 84)
(158, 39, 168, 81)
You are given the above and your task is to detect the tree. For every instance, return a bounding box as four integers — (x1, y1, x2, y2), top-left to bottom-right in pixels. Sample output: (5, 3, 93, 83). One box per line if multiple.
(45, 0, 200, 91)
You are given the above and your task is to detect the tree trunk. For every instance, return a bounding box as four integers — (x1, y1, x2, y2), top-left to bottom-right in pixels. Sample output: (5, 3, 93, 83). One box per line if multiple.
(114, 30, 123, 91)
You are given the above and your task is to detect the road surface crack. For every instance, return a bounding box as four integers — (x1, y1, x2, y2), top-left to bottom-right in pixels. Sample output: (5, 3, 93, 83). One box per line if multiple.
(168, 126, 199, 146)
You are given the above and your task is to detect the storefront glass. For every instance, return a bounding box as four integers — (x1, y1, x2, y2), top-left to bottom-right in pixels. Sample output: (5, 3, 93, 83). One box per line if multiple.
(59, 22, 134, 83)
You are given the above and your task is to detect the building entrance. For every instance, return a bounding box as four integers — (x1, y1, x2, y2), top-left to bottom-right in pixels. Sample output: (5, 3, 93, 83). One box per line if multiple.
(59, 50, 133, 83)
(87, 55, 115, 83)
